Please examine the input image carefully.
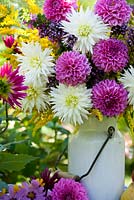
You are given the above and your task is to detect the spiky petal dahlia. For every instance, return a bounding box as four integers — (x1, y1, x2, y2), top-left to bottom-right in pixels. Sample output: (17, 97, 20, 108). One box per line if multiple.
(61, 7, 109, 54)
(120, 66, 134, 108)
(16, 42, 54, 86)
(94, 0, 131, 26)
(56, 51, 91, 86)
(0, 63, 27, 108)
(50, 84, 92, 125)
(43, 0, 77, 22)
(51, 178, 89, 200)
(92, 38, 128, 72)
(92, 79, 128, 117)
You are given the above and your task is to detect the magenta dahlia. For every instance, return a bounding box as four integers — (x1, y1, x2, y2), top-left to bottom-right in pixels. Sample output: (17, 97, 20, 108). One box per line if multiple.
(94, 0, 131, 26)
(43, 0, 77, 22)
(55, 51, 91, 86)
(92, 79, 128, 117)
(92, 38, 128, 73)
(0, 63, 27, 108)
(51, 178, 89, 200)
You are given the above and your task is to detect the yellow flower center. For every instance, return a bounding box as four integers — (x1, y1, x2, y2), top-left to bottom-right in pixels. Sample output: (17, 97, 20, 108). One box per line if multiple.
(27, 192, 35, 199)
(78, 25, 92, 37)
(65, 95, 79, 108)
(30, 56, 41, 68)
(27, 87, 39, 100)
(0, 78, 11, 98)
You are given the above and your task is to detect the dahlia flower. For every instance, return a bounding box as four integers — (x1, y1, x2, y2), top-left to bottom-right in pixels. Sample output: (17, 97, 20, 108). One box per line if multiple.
(51, 178, 89, 200)
(61, 7, 109, 54)
(16, 42, 54, 85)
(22, 81, 49, 113)
(94, 0, 131, 26)
(50, 84, 92, 125)
(92, 38, 128, 72)
(120, 66, 134, 108)
(2, 35, 15, 48)
(0, 63, 27, 108)
(56, 51, 91, 86)
(92, 79, 128, 117)
(43, 0, 77, 22)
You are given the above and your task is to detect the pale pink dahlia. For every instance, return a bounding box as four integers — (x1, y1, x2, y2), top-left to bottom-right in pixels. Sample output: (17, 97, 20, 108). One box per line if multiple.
(92, 38, 128, 73)
(56, 51, 91, 86)
(43, 0, 77, 22)
(0, 63, 27, 108)
(51, 178, 89, 200)
(94, 0, 131, 26)
(92, 79, 128, 117)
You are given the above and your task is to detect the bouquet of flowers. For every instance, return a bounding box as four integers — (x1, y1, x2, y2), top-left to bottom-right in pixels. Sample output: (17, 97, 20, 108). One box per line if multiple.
(0, 0, 134, 132)
(0, 0, 134, 198)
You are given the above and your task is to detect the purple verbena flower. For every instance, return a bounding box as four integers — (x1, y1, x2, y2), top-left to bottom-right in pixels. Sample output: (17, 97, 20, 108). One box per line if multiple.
(95, 0, 131, 26)
(56, 51, 91, 86)
(43, 0, 77, 22)
(51, 178, 89, 200)
(92, 79, 128, 117)
(92, 38, 128, 73)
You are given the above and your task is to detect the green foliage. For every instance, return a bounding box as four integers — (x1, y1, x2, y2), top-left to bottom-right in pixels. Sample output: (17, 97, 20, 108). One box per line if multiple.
(0, 152, 37, 172)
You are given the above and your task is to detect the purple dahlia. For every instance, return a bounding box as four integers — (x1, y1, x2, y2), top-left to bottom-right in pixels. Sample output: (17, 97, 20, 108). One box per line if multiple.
(51, 178, 89, 200)
(94, 0, 131, 26)
(43, 0, 77, 22)
(92, 38, 128, 73)
(55, 51, 91, 86)
(0, 63, 27, 108)
(92, 79, 128, 117)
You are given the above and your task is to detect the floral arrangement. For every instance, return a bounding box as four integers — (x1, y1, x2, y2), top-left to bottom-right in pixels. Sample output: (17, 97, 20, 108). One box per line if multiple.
(0, 0, 134, 130)
(0, 0, 134, 198)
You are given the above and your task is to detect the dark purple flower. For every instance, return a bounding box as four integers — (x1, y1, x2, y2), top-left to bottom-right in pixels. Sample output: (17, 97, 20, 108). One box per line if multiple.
(95, 0, 131, 26)
(40, 168, 60, 194)
(92, 38, 128, 72)
(51, 178, 89, 200)
(43, 0, 77, 22)
(56, 51, 91, 86)
(92, 79, 128, 117)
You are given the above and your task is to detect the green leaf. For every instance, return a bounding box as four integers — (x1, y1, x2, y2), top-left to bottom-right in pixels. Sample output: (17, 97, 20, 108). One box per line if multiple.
(0, 152, 38, 172)
(56, 126, 70, 135)
(0, 181, 8, 191)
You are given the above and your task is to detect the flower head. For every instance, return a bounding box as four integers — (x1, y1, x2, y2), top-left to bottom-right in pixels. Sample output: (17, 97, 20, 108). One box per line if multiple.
(0, 63, 27, 108)
(94, 0, 131, 26)
(51, 178, 89, 200)
(61, 7, 109, 54)
(2, 35, 15, 48)
(16, 42, 54, 85)
(50, 84, 92, 125)
(92, 38, 128, 72)
(56, 51, 91, 86)
(120, 66, 134, 108)
(92, 79, 128, 117)
(22, 81, 49, 113)
(43, 0, 77, 22)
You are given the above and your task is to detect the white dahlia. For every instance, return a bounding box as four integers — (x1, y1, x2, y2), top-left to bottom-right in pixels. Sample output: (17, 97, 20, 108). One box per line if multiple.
(61, 7, 109, 54)
(22, 81, 49, 113)
(50, 84, 92, 125)
(120, 66, 134, 107)
(16, 42, 54, 85)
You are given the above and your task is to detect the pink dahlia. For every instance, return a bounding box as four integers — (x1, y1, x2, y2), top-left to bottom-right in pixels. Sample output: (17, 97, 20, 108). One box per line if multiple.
(2, 35, 15, 48)
(43, 0, 77, 22)
(92, 38, 128, 73)
(94, 0, 131, 26)
(92, 79, 128, 117)
(51, 178, 89, 200)
(0, 63, 27, 108)
(55, 51, 91, 86)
